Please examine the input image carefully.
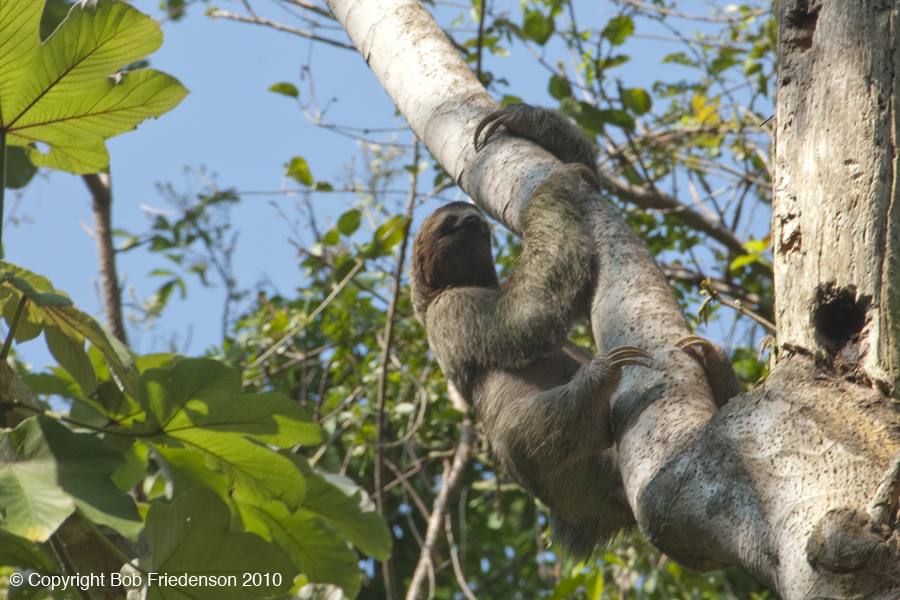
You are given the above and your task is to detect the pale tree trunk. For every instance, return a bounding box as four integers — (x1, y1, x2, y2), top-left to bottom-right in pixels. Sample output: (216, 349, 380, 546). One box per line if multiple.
(774, 0, 900, 394)
(324, 0, 900, 598)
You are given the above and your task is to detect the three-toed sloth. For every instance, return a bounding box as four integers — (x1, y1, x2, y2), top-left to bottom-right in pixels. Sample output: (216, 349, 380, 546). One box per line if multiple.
(410, 104, 739, 557)
(409, 104, 649, 556)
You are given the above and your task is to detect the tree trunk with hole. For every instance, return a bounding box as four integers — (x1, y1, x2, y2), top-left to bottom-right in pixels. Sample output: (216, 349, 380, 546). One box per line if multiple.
(325, 0, 900, 597)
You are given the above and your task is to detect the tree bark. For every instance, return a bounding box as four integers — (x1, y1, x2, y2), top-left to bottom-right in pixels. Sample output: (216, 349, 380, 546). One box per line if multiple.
(324, 0, 900, 597)
(774, 0, 900, 395)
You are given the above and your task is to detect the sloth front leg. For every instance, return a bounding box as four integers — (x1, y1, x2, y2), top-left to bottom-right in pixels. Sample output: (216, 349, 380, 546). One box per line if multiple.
(474, 103, 598, 175)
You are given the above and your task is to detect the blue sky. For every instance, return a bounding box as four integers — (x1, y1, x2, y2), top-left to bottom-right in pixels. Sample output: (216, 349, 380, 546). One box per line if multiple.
(5, 0, 762, 370)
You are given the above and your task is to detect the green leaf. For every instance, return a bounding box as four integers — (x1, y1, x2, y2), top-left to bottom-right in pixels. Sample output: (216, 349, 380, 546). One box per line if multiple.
(523, 10, 554, 45)
(622, 87, 652, 116)
(0, 530, 56, 571)
(598, 54, 631, 71)
(139, 358, 240, 427)
(44, 324, 97, 395)
(321, 229, 340, 247)
(313, 181, 334, 192)
(286, 156, 314, 186)
(5, 146, 38, 189)
(39, 0, 74, 41)
(0, 416, 142, 541)
(153, 429, 308, 508)
(375, 215, 407, 251)
(1, 271, 72, 309)
(46, 306, 139, 398)
(0, 263, 140, 398)
(135, 358, 319, 508)
(548, 75, 572, 100)
(730, 253, 759, 271)
(337, 210, 361, 236)
(111, 441, 150, 492)
(1, 0, 188, 174)
(239, 501, 362, 599)
(145, 489, 295, 600)
(269, 82, 299, 98)
(299, 467, 392, 560)
(170, 392, 322, 447)
(22, 370, 83, 402)
(602, 15, 634, 46)
(573, 104, 635, 133)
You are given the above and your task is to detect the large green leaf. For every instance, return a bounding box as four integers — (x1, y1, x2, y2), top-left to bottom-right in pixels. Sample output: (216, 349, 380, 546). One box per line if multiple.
(0, 530, 56, 570)
(1, 262, 140, 398)
(144, 489, 295, 600)
(153, 430, 307, 508)
(296, 461, 392, 561)
(233, 460, 390, 597)
(0, 0, 188, 174)
(130, 358, 322, 509)
(0, 416, 142, 541)
(239, 501, 362, 599)
(139, 358, 240, 428)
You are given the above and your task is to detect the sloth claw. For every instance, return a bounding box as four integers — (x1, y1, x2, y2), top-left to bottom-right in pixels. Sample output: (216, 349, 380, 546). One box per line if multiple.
(675, 334, 714, 351)
(474, 110, 506, 151)
(611, 358, 652, 369)
(607, 345, 651, 368)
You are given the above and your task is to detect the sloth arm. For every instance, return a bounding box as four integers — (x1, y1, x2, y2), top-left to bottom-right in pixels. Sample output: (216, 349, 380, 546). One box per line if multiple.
(427, 165, 595, 374)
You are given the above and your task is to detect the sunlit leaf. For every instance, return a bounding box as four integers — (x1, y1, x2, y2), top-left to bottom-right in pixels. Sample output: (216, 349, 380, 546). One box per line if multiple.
(337, 210, 361, 236)
(286, 156, 314, 186)
(144, 489, 295, 600)
(523, 10, 554, 45)
(602, 15, 634, 46)
(1, 0, 188, 174)
(269, 82, 299, 98)
(622, 87, 652, 115)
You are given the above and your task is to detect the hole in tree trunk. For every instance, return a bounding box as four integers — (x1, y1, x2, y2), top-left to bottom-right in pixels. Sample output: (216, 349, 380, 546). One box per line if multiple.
(812, 284, 870, 354)
(785, 0, 819, 52)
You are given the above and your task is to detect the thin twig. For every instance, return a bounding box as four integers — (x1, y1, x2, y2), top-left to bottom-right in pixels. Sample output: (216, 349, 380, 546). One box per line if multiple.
(384, 457, 431, 519)
(282, 0, 334, 19)
(0, 295, 26, 359)
(612, 0, 766, 23)
(658, 262, 773, 318)
(375, 139, 421, 600)
(597, 169, 774, 280)
(406, 381, 475, 600)
(445, 513, 478, 600)
(209, 10, 355, 50)
(702, 280, 775, 332)
(248, 258, 364, 369)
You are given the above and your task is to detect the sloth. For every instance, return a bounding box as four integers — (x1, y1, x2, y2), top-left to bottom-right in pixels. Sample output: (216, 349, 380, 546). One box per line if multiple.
(410, 104, 739, 556)
(409, 105, 651, 556)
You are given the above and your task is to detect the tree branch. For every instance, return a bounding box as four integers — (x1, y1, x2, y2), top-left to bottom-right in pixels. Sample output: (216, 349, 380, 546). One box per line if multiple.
(596, 168, 774, 280)
(83, 173, 127, 344)
(406, 381, 474, 600)
(209, 10, 355, 50)
(658, 261, 774, 320)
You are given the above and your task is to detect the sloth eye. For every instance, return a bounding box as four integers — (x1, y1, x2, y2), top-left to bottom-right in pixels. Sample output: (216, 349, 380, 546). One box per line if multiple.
(444, 215, 456, 225)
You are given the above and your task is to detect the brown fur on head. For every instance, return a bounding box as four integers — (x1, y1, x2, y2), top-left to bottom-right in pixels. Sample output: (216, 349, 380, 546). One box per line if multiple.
(409, 202, 499, 318)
